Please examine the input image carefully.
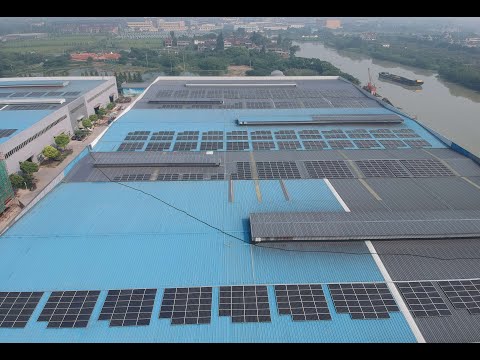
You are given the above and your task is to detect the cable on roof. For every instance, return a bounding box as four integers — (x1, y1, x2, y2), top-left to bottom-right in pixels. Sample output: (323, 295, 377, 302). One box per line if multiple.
(87, 150, 480, 262)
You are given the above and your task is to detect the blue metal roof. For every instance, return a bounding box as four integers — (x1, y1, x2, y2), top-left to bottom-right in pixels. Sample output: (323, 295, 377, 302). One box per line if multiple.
(0, 110, 53, 144)
(0, 78, 430, 342)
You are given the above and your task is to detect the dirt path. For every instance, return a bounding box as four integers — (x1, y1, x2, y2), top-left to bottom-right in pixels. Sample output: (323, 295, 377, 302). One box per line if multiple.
(227, 65, 252, 76)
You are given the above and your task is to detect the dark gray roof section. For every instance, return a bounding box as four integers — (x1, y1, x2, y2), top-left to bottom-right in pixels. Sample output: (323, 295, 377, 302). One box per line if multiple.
(249, 210, 480, 242)
(134, 78, 382, 110)
(395, 280, 480, 343)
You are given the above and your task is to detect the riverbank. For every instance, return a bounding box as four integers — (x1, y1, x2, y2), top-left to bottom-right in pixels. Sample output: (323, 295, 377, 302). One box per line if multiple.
(296, 41, 480, 157)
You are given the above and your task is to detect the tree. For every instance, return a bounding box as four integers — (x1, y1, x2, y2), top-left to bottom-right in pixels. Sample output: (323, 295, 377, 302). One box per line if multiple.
(42, 146, 60, 160)
(261, 45, 266, 54)
(94, 70, 99, 76)
(86, 57, 93, 65)
(107, 102, 115, 110)
(82, 118, 92, 128)
(19, 161, 39, 174)
(54, 133, 70, 150)
(9, 173, 26, 189)
(277, 34, 283, 46)
(88, 114, 98, 122)
(289, 45, 301, 58)
(97, 108, 106, 117)
(89, 70, 95, 76)
(127, 72, 132, 82)
(216, 32, 224, 51)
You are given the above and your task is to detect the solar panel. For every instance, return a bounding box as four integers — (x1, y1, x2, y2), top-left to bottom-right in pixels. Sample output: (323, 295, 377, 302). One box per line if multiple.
(45, 91, 63, 96)
(26, 91, 47, 97)
(252, 142, 275, 151)
(274, 284, 331, 321)
(227, 142, 250, 151)
(125, 135, 149, 141)
(298, 130, 322, 140)
(348, 133, 373, 139)
(156, 174, 180, 181)
(173, 142, 198, 151)
(256, 161, 301, 179)
(63, 91, 81, 97)
(355, 160, 411, 178)
(181, 174, 204, 181)
(159, 287, 212, 325)
(304, 161, 355, 179)
(128, 131, 151, 136)
(98, 288, 157, 327)
(379, 140, 407, 149)
(153, 131, 175, 136)
(202, 131, 224, 141)
(117, 142, 144, 151)
(0, 129, 17, 138)
(38, 290, 100, 328)
(219, 285, 271, 323)
(302, 140, 327, 150)
(7, 104, 54, 110)
(113, 174, 151, 182)
(327, 140, 355, 149)
(322, 131, 348, 139)
(328, 283, 399, 319)
(438, 280, 480, 314)
(373, 133, 399, 139)
(251, 131, 273, 141)
(231, 162, 252, 180)
(151, 134, 174, 141)
(277, 141, 301, 150)
(396, 282, 452, 317)
(404, 140, 432, 148)
(0, 292, 43, 328)
(145, 142, 171, 151)
(353, 140, 380, 149)
(400, 159, 455, 177)
(245, 102, 272, 109)
(176, 131, 199, 141)
(227, 131, 248, 141)
(0, 93, 13, 98)
(200, 142, 224, 151)
(274, 130, 298, 140)
(210, 174, 225, 180)
(393, 129, 420, 138)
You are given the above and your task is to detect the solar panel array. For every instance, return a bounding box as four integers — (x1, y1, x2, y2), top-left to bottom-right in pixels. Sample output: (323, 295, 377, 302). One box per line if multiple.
(274, 284, 331, 321)
(117, 142, 144, 151)
(328, 283, 399, 319)
(116, 129, 431, 152)
(305, 160, 355, 179)
(98, 289, 157, 327)
(113, 174, 151, 182)
(256, 161, 301, 179)
(38, 290, 100, 328)
(219, 285, 271, 323)
(438, 280, 480, 315)
(400, 159, 455, 177)
(356, 160, 411, 178)
(231, 162, 252, 180)
(0, 292, 43, 328)
(396, 282, 452, 318)
(0, 129, 17, 138)
(159, 287, 212, 325)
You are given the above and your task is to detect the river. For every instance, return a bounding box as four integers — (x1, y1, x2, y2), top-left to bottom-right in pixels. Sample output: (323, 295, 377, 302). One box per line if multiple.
(296, 42, 480, 156)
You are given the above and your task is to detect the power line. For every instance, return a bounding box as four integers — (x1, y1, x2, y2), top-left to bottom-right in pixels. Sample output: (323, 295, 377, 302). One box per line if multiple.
(86, 150, 480, 262)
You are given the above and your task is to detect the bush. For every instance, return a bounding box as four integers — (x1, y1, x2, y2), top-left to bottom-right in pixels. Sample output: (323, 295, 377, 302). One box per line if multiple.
(74, 129, 90, 140)
(89, 114, 98, 122)
(42, 145, 60, 160)
(9, 173, 26, 189)
(106, 102, 115, 110)
(19, 161, 39, 174)
(54, 133, 70, 150)
(23, 172, 35, 189)
(97, 108, 107, 117)
(82, 118, 92, 128)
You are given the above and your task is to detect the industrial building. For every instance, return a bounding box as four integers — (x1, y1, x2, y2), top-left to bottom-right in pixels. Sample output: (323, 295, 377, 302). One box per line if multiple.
(0, 77, 118, 174)
(1, 76, 480, 342)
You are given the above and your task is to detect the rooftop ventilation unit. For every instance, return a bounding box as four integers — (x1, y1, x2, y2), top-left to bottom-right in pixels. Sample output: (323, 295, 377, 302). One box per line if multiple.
(249, 210, 480, 243)
(0, 98, 66, 105)
(0, 80, 69, 88)
(91, 152, 222, 168)
(148, 99, 223, 105)
(184, 83, 297, 87)
(238, 114, 403, 126)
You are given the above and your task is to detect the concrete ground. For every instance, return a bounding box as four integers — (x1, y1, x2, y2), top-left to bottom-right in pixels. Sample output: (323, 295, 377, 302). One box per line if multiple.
(15, 124, 107, 206)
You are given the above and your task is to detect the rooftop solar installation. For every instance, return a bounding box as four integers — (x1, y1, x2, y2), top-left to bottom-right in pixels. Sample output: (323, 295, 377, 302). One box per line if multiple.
(0, 292, 43, 328)
(159, 287, 212, 325)
(99, 289, 156, 327)
(219, 286, 271, 323)
(438, 280, 480, 315)
(0, 129, 17, 138)
(396, 282, 452, 318)
(38, 290, 100, 328)
(274, 284, 331, 321)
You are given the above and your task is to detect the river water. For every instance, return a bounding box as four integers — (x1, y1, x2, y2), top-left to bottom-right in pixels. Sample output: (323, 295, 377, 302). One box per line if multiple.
(296, 42, 480, 156)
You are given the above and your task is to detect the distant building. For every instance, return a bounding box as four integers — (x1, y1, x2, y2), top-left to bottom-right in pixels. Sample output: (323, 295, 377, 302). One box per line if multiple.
(465, 38, 480, 47)
(127, 21, 156, 32)
(157, 21, 187, 32)
(177, 40, 191, 47)
(382, 44, 390, 48)
(197, 24, 222, 32)
(0, 33, 47, 42)
(325, 19, 342, 29)
(233, 24, 259, 32)
(164, 38, 173, 47)
(51, 20, 119, 34)
(360, 32, 377, 41)
(0, 77, 118, 174)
